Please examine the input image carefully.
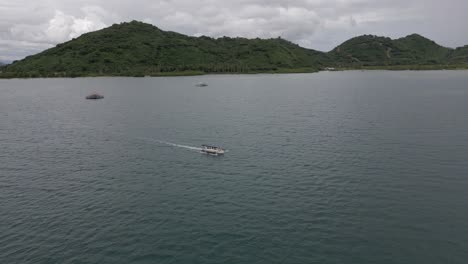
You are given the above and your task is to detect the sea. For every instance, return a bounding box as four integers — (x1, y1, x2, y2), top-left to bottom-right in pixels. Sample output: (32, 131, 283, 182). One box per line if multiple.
(1, 71, 468, 264)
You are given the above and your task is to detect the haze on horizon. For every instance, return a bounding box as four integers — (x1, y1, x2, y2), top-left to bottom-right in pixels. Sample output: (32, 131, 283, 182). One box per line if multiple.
(1, 0, 467, 62)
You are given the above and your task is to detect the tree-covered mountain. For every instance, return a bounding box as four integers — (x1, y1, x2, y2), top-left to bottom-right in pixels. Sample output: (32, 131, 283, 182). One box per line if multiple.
(1, 21, 467, 78)
(1, 21, 331, 77)
(450, 46, 468, 64)
(329, 34, 468, 70)
(330, 34, 453, 67)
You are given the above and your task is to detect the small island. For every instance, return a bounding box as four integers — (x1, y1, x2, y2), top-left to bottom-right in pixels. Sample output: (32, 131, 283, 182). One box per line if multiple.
(86, 93, 104, 100)
(1, 21, 467, 78)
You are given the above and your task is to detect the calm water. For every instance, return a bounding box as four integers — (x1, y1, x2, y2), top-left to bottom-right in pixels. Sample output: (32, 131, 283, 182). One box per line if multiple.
(1, 71, 468, 264)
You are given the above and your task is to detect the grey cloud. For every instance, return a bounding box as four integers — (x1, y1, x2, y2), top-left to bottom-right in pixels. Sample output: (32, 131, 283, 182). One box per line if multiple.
(1, 0, 468, 60)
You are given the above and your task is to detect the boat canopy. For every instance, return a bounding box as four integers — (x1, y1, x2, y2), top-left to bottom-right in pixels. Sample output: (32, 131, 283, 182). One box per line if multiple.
(202, 145, 222, 149)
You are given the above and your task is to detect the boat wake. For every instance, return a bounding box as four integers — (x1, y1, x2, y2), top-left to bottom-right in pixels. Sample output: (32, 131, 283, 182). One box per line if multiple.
(73, 124, 225, 153)
(138, 137, 202, 152)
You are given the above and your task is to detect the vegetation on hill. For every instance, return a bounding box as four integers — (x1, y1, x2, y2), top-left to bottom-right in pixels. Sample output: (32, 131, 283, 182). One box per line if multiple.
(1, 21, 468, 78)
(2, 21, 330, 77)
(330, 34, 453, 67)
(450, 46, 468, 64)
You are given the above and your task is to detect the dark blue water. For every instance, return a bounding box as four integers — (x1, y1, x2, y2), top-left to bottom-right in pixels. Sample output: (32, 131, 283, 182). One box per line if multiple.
(1, 71, 468, 264)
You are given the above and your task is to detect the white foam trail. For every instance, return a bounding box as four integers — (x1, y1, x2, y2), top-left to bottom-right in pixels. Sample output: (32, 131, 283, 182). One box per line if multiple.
(73, 124, 210, 153)
(158, 141, 202, 151)
(138, 137, 202, 151)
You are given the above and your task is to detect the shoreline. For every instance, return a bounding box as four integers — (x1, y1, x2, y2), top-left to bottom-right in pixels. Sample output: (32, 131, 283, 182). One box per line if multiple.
(1, 66, 468, 79)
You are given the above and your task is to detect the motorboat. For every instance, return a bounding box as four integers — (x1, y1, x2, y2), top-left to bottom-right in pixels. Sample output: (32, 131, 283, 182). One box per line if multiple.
(86, 93, 104, 99)
(195, 82, 208, 87)
(201, 145, 225, 155)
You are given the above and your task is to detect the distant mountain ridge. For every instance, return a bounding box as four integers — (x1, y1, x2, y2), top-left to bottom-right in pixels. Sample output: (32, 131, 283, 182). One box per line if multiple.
(1, 21, 467, 78)
(450, 45, 468, 64)
(329, 34, 458, 67)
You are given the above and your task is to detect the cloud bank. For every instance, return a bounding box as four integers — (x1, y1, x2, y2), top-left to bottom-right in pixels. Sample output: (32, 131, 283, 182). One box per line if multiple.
(1, 0, 467, 61)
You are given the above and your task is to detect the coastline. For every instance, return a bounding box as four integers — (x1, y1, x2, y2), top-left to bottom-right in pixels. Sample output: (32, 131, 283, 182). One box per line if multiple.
(1, 65, 468, 79)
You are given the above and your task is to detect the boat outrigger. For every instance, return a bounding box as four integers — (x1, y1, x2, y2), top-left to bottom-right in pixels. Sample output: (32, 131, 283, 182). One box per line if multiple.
(201, 145, 225, 155)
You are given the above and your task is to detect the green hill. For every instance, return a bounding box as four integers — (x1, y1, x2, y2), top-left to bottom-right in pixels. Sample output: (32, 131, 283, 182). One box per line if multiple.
(2, 21, 468, 78)
(330, 34, 453, 67)
(2, 21, 331, 77)
(449, 46, 468, 64)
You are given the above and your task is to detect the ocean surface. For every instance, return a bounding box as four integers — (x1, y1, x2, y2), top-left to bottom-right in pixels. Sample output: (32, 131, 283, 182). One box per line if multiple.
(1, 71, 468, 264)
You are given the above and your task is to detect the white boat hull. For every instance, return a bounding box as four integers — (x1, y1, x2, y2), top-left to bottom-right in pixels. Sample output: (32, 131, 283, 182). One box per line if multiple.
(201, 145, 225, 155)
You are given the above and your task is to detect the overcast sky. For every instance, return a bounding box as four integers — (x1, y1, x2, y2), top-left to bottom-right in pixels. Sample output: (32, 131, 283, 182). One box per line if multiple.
(1, 0, 468, 61)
